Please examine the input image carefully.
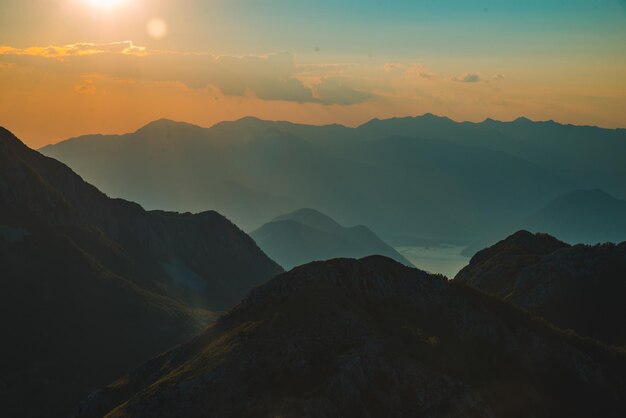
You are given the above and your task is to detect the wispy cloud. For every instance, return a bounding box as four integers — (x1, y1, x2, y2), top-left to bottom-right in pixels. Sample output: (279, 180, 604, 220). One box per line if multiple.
(0, 42, 373, 105)
(0, 41, 145, 58)
(453, 73, 482, 83)
(313, 77, 374, 105)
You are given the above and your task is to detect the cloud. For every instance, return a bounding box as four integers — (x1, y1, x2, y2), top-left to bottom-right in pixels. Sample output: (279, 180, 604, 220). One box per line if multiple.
(313, 77, 374, 105)
(383, 63, 405, 74)
(383, 63, 437, 80)
(405, 64, 437, 80)
(74, 79, 96, 95)
(0, 42, 369, 105)
(453, 73, 482, 83)
(0, 41, 144, 58)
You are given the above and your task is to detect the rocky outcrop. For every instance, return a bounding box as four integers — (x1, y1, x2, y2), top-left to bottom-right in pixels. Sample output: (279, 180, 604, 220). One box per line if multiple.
(456, 230, 626, 346)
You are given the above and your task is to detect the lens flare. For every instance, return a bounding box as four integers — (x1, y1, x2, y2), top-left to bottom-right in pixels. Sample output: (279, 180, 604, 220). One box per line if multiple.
(147, 18, 168, 40)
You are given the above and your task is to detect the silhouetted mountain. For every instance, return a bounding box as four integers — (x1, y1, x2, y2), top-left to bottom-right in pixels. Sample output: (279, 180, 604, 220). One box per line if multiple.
(251, 208, 413, 269)
(0, 127, 282, 418)
(524, 189, 626, 244)
(78, 256, 626, 418)
(455, 231, 626, 346)
(41, 115, 590, 241)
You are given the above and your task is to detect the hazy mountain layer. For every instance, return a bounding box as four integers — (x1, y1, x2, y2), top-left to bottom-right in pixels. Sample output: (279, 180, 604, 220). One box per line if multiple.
(41, 115, 610, 241)
(455, 231, 626, 346)
(251, 208, 413, 269)
(357, 115, 626, 199)
(0, 127, 282, 417)
(78, 257, 626, 418)
(524, 189, 626, 244)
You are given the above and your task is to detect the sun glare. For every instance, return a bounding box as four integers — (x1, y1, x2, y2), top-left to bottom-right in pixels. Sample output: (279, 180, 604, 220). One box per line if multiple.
(88, 0, 124, 8)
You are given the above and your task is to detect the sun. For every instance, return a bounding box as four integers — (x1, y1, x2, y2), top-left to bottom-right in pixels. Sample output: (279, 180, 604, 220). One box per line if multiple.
(87, 0, 125, 8)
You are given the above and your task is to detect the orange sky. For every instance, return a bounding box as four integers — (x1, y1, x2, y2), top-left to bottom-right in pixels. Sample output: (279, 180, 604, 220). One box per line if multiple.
(1, 1, 625, 147)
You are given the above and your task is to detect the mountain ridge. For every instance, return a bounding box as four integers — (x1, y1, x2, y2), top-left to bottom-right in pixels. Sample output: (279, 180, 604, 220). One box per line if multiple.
(39, 116, 581, 237)
(0, 127, 282, 418)
(39, 113, 626, 151)
(77, 256, 626, 418)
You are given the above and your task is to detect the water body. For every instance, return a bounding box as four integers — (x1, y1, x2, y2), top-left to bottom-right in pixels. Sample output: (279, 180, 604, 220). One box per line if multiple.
(396, 245, 470, 279)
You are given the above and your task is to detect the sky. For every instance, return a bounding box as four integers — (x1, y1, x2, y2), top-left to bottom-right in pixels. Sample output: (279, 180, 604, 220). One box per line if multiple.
(0, 0, 625, 147)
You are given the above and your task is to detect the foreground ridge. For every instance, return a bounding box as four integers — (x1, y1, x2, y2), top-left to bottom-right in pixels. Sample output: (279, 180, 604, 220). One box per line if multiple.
(79, 256, 626, 418)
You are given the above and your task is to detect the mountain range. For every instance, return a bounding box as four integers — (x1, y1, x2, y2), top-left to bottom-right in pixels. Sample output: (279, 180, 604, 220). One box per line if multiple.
(77, 256, 626, 418)
(4, 115, 626, 417)
(41, 114, 626, 245)
(0, 127, 282, 418)
(251, 208, 413, 269)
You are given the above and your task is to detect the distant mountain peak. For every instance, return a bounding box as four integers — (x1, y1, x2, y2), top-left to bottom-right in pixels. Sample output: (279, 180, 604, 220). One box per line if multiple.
(253, 208, 414, 269)
(513, 116, 533, 123)
(135, 118, 204, 135)
(419, 112, 451, 121)
(272, 207, 342, 232)
(481, 117, 498, 124)
(235, 116, 265, 123)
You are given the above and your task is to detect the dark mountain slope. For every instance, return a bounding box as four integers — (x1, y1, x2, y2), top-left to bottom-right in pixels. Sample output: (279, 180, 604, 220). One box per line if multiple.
(524, 189, 626, 244)
(1, 126, 282, 310)
(0, 127, 282, 417)
(455, 231, 626, 346)
(0, 226, 204, 418)
(79, 257, 626, 418)
(252, 208, 413, 269)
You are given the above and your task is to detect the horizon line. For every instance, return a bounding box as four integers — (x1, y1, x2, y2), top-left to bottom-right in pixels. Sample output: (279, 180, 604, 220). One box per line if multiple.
(22, 112, 624, 149)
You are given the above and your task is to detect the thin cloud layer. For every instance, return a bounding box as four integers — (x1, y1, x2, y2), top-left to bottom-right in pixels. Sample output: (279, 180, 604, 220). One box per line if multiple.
(0, 42, 508, 107)
(453, 73, 482, 83)
(0, 42, 369, 105)
(0, 41, 145, 57)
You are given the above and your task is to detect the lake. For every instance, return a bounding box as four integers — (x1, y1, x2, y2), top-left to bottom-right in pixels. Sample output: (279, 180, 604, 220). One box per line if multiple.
(396, 245, 470, 278)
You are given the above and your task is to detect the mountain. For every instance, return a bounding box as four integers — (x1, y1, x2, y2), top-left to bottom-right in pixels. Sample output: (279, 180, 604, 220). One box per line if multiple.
(357, 114, 626, 199)
(251, 208, 413, 269)
(40, 115, 587, 241)
(455, 230, 626, 346)
(0, 127, 282, 418)
(78, 256, 626, 418)
(524, 189, 626, 244)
